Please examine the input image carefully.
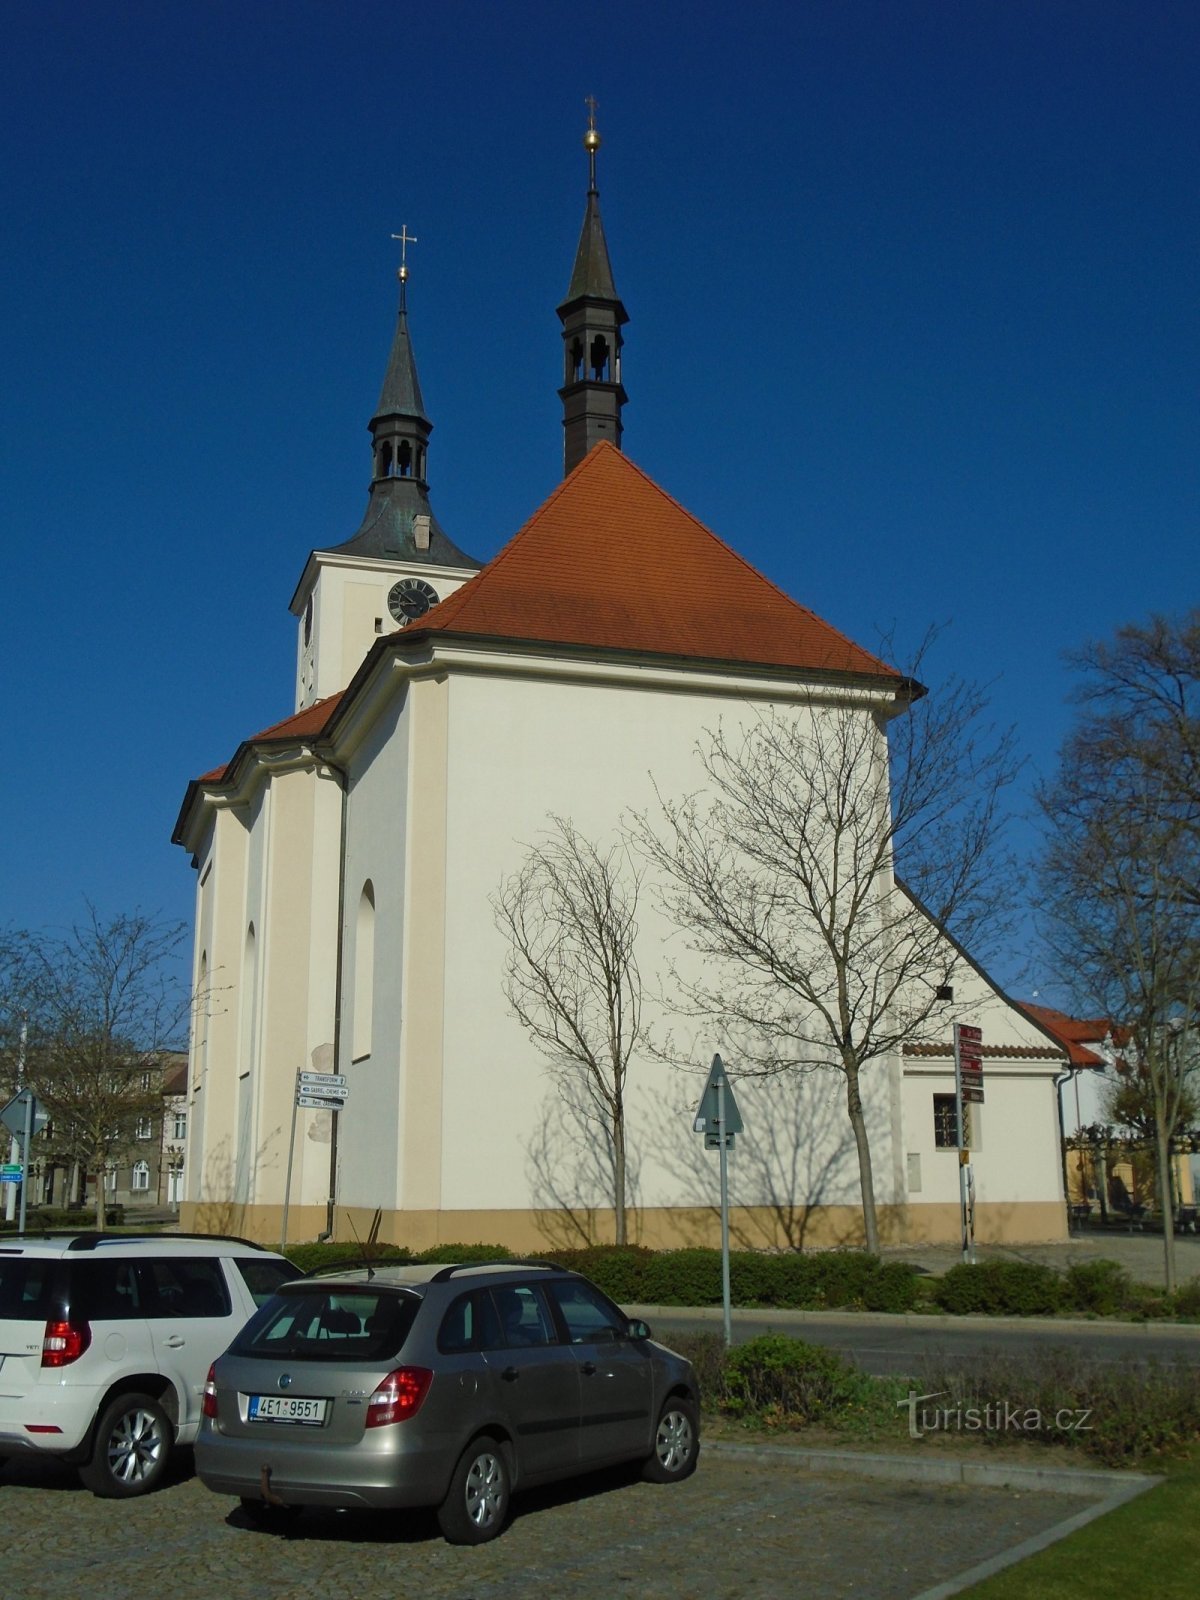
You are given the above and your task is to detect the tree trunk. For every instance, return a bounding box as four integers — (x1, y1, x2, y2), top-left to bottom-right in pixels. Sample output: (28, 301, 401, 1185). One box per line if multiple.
(613, 1111, 627, 1246)
(844, 1059, 879, 1254)
(94, 1167, 107, 1233)
(1156, 1124, 1177, 1295)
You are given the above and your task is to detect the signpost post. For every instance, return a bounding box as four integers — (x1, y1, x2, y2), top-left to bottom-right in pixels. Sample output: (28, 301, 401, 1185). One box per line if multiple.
(693, 1054, 743, 1346)
(953, 1023, 984, 1263)
(281, 1071, 349, 1253)
(0, 1090, 47, 1236)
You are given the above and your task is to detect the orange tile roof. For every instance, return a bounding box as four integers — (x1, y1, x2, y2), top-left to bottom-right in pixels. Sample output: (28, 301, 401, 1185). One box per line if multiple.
(411, 444, 900, 680)
(1016, 1001, 1113, 1067)
(195, 695, 344, 787)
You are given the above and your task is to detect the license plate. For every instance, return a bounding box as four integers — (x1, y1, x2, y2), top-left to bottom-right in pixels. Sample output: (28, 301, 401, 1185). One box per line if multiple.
(248, 1394, 327, 1425)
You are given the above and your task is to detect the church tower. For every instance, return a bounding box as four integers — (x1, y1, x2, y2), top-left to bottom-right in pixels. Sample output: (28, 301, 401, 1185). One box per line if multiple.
(557, 105, 628, 476)
(290, 235, 479, 709)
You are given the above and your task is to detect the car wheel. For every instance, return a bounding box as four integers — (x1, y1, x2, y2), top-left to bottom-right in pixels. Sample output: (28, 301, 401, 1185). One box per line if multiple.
(436, 1435, 510, 1545)
(642, 1397, 699, 1482)
(78, 1392, 173, 1498)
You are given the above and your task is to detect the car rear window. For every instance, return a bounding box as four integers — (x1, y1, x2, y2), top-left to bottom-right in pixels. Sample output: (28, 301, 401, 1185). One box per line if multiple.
(0, 1256, 62, 1320)
(232, 1287, 419, 1361)
(232, 1256, 303, 1307)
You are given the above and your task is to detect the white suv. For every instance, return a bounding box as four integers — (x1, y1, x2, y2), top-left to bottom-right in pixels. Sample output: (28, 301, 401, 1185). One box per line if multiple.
(0, 1232, 299, 1496)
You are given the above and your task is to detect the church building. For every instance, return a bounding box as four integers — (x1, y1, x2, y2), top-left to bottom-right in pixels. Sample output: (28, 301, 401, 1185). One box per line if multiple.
(173, 121, 1072, 1250)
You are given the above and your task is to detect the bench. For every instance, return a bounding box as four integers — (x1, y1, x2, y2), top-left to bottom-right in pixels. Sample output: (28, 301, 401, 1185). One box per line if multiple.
(1175, 1206, 1198, 1234)
(1067, 1202, 1092, 1232)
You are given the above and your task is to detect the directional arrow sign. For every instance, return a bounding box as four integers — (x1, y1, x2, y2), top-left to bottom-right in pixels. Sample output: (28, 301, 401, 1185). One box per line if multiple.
(298, 1071, 347, 1088)
(297, 1095, 346, 1111)
(693, 1054, 743, 1139)
(0, 1092, 49, 1141)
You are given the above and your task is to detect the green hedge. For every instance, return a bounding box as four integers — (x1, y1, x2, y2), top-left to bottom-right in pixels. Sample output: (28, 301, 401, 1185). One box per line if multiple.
(275, 1240, 1197, 1322)
(933, 1260, 1064, 1316)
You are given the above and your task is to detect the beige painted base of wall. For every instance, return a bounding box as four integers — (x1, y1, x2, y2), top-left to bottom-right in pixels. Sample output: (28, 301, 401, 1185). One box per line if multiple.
(182, 1199, 1068, 1251)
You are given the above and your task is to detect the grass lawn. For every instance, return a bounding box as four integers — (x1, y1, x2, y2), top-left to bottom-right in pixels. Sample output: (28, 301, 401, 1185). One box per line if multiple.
(961, 1446, 1200, 1599)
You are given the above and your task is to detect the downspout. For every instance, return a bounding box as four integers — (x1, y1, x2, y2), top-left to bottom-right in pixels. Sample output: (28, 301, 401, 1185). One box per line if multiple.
(318, 756, 350, 1243)
(1054, 1064, 1074, 1211)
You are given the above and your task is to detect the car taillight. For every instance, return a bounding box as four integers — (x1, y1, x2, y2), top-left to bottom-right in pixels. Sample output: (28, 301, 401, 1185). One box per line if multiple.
(202, 1363, 218, 1418)
(41, 1319, 91, 1368)
(365, 1367, 432, 1427)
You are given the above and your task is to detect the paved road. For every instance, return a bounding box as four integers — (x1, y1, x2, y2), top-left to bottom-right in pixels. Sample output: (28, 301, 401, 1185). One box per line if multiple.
(636, 1305, 1200, 1374)
(0, 1443, 1113, 1600)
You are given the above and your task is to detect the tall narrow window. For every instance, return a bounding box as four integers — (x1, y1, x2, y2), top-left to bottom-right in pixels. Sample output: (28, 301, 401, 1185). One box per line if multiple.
(353, 881, 375, 1061)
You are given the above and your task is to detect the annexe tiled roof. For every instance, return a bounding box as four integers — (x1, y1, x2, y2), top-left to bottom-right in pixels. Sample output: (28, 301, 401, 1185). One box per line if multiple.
(1013, 1001, 1118, 1068)
(402, 443, 901, 681)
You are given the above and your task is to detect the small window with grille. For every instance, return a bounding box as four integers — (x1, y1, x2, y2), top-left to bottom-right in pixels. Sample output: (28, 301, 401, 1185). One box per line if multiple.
(933, 1094, 960, 1149)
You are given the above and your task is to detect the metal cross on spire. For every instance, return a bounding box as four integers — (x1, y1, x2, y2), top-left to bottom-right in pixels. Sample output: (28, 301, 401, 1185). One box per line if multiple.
(391, 225, 418, 283)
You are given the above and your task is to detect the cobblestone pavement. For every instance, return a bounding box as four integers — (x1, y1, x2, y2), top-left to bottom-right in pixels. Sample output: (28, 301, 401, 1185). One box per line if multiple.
(1, 1446, 1104, 1600)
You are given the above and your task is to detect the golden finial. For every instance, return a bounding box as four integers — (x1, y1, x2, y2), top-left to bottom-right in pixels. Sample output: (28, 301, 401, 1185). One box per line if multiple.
(583, 96, 601, 192)
(583, 94, 601, 154)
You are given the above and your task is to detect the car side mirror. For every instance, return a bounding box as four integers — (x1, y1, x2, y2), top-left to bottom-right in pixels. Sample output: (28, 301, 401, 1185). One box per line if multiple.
(626, 1318, 651, 1341)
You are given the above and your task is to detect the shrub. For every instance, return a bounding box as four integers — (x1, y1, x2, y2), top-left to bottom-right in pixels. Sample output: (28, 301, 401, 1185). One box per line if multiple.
(1064, 1258, 1134, 1317)
(640, 1249, 724, 1306)
(538, 1246, 655, 1303)
(933, 1260, 1063, 1316)
(812, 1251, 883, 1308)
(861, 1261, 922, 1313)
(416, 1242, 513, 1264)
(718, 1335, 876, 1425)
(1173, 1278, 1200, 1320)
(286, 1241, 413, 1273)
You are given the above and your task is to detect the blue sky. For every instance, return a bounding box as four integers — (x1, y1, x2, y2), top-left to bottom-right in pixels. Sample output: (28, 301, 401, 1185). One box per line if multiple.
(2, 0, 1197, 997)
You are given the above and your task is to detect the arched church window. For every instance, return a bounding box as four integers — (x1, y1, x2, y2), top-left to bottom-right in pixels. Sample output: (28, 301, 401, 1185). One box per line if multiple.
(353, 881, 375, 1061)
(303, 598, 313, 647)
(589, 334, 610, 382)
(398, 441, 412, 477)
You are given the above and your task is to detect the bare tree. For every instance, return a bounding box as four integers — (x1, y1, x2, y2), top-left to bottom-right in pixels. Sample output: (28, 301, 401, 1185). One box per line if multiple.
(1040, 611, 1200, 1291)
(494, 819, 646, 1245)
(0, 908, 188, 1229)
(632, 643, 1020, 1253)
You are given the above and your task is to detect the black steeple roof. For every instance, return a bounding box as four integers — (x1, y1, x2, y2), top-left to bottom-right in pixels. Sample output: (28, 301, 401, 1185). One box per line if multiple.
(557, 110, 628, 477)
(325, 271, 478, 569)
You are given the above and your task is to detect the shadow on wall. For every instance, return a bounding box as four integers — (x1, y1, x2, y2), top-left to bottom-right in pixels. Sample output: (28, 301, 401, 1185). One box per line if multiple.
(646, 1068, 862, 1251)
(525, 1077, 643, 1251)
(192, 1122, 289, 1238)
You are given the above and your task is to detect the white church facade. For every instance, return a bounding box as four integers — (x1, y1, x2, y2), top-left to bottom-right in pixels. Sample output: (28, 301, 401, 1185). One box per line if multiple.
(174, 128, 1072, 1250)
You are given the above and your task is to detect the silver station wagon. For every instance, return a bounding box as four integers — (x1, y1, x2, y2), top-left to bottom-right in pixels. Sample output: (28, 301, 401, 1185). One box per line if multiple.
(196, 1259, 700, 1543)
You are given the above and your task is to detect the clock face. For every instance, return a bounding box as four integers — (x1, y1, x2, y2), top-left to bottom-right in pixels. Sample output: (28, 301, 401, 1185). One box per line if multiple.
(387, 578, 440, 623)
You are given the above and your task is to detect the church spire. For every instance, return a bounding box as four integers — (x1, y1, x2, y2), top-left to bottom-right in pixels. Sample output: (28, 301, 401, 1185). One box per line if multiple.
(558, 100, 628, 476)
(370, 226, 430, 481)
(324, 236, 477, 570)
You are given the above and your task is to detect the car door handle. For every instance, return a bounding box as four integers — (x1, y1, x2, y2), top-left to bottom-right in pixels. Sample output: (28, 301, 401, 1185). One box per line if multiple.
(501, 1366, 519, 1382)
(581, 1361, 596, 1376)
(163, 1336, 186, 1349)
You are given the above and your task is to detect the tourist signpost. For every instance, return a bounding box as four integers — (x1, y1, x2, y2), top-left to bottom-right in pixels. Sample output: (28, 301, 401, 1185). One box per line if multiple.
(953, 1024, 984, 1262)
(282, 1070, 350, 1252)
